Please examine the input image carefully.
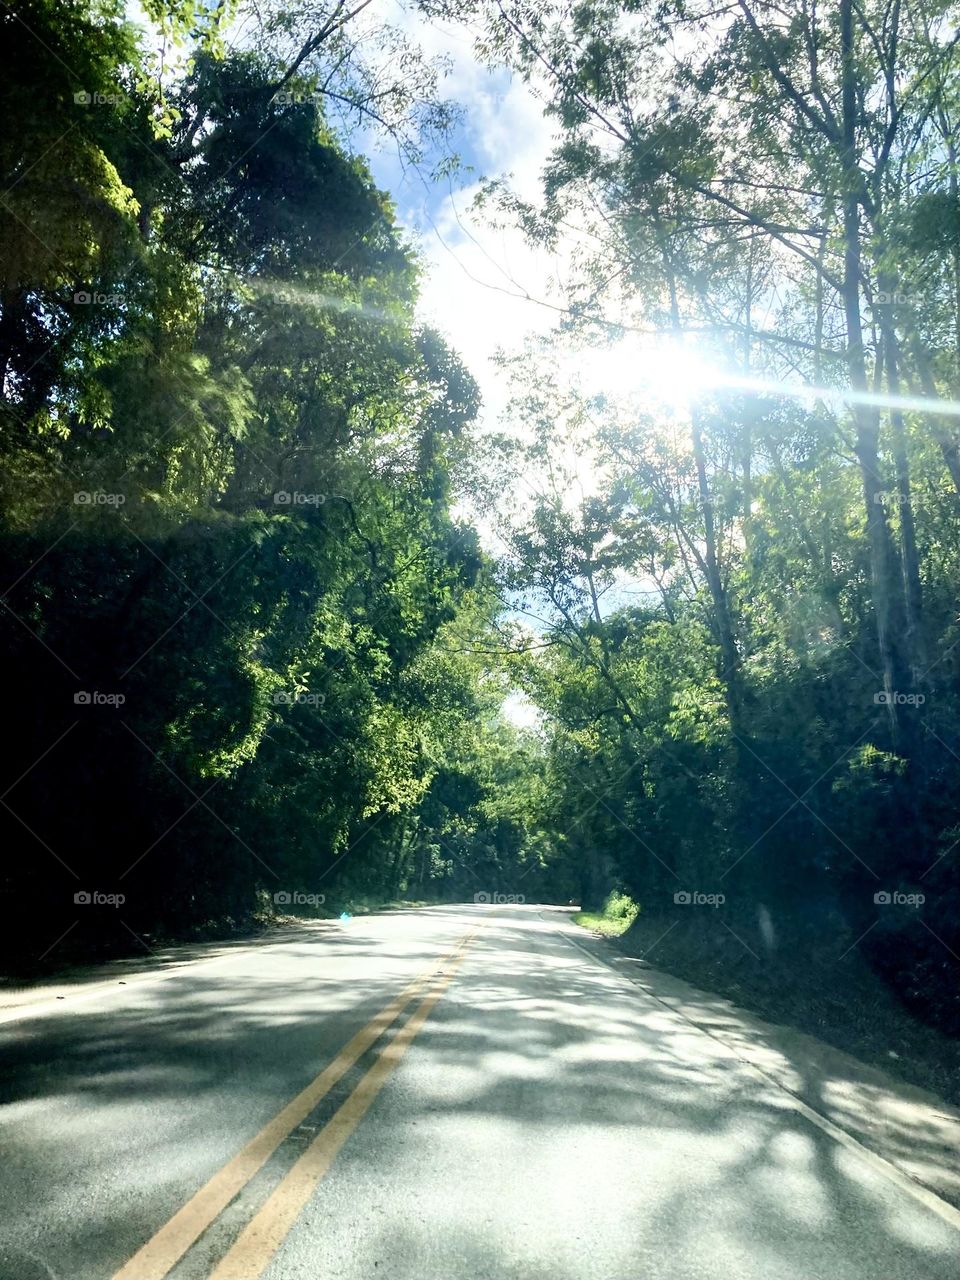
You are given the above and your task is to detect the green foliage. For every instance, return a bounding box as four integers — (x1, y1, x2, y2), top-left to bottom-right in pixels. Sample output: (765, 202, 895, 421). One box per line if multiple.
(0, 0, 548, 962)
(5, 0, 959, 1049)
(602, 891, 639, 924)
(574, 891, 640, 937)
(452, 0, 960, 1034)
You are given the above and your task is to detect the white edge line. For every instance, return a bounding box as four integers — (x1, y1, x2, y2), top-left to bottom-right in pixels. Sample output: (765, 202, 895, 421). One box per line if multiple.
(557, 921, 960, 1235)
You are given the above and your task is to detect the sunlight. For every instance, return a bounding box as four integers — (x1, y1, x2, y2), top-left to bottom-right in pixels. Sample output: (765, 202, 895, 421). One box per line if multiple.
(578, 338, 960, 421)
(717, 371, 960, 420)
(501, 690, 543, 731)
(576, 334, 725, 413)
(10, 5, 960, 1276)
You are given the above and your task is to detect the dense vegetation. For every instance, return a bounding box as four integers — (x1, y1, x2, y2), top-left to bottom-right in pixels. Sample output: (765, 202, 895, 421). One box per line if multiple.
(0, 0, 565, 967)
(476, 0, 960, 1049)
(2, 1, 958, 1074)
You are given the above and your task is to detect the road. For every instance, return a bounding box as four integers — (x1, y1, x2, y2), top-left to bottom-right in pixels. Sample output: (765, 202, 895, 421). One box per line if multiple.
(1, 904, 958, 1280)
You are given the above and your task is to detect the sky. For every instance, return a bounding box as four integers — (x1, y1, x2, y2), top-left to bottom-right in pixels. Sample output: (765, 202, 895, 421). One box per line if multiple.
(147, 0, 560, 416)
(362, 6, 561, 432)
(357, 13, 726, 509)
(360, 12, 567, 735)
(236, 4, 684, 727)
(354, 10, 693, 655)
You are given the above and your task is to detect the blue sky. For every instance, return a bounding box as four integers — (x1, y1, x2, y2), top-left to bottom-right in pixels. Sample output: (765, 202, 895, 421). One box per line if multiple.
(358, 8, 559, 430)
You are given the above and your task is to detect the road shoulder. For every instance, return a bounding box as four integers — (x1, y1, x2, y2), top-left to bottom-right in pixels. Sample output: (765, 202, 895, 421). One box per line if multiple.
(557, 913, 960, 1211)
(0, 922, 331, 1022)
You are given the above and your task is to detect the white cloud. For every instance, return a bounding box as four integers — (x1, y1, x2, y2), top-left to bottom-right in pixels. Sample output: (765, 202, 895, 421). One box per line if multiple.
(416, 186, 559, 426)
(362, 11, 663, 552)
(363, 7, 560, 427)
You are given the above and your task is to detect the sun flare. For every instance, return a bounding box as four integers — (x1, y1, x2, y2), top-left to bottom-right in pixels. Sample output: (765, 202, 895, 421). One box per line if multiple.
(575, 335, 725, 413)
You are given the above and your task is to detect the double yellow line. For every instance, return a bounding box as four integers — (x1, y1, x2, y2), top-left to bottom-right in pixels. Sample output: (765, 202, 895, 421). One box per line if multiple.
(113, 930, 477, 1280)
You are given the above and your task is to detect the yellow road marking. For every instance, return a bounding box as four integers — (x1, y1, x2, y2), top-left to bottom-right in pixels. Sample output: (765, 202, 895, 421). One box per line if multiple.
(112, 933, 474, 1280)
(208, 934, 476, 1280)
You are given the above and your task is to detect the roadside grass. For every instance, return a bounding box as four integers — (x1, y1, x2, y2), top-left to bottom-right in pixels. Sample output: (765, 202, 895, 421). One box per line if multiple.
(573, 891, 640, 938)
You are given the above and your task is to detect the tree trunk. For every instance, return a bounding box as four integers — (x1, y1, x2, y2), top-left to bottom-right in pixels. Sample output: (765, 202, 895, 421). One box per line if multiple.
(881, 320, 925, 679)
(691, 413, 743, 730)
(840, 0, 912, 748)
(908, 336, 960, 496)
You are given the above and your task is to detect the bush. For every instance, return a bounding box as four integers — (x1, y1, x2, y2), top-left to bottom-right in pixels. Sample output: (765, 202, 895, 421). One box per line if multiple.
(602, 891, 640, 926)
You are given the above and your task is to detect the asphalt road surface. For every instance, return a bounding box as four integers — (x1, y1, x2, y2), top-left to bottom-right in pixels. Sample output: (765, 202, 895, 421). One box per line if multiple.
(1, 904, 958, 1280)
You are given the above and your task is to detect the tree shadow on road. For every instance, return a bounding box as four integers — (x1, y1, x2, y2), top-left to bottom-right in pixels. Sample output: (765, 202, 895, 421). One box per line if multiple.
(0, 910, 958, 1280)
